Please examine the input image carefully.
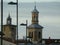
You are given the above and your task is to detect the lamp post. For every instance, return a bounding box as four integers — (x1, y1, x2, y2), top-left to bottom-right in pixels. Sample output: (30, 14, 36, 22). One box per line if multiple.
(0, 32, 4, 38)
(8, 0, 18, 45)
(20, 20, 28, 45)
(1, 0, 3, 45)
(27, 36, 32, 45)
(0, 32, 4, 45)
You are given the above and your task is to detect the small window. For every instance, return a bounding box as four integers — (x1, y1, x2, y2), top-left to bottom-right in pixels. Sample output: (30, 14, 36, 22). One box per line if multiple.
(29, 32, 33, 38)
(31, 32, 33, 38)
(38, 32, 41, 38)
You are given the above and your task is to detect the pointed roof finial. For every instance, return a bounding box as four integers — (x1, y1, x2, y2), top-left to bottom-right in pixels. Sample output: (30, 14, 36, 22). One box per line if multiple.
(9, 13, 10, 16)
(7, 13, 11, 19)
(34, 1, 36, 9)
(32, 2, 39, 13)
(8, 13, 10, 18)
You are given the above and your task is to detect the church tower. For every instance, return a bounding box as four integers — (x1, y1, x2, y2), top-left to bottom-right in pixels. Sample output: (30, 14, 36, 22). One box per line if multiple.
(32, 5, 39, 24)
(3, 14, 16, 41)
(7, 14, 12, 25)
(28, 5, 43, 43)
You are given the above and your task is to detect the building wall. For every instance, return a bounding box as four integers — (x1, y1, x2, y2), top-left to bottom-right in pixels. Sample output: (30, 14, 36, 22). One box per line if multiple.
(27, 28, 42, 43)
(0, 39, 16, 45)
(3, 26, 11, 38)
(3, 25, 16, 40)
(3, 40, 16, 45)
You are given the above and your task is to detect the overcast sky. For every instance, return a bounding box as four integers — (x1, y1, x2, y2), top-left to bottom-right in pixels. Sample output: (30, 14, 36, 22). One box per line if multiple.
(0, 0, 60, 39)
(3, 0, 60, 2)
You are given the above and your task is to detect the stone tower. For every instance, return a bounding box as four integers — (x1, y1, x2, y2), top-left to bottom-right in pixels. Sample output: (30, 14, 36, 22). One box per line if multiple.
(7, 14, 12, 25)
(3, 14, 16, 40)
(28, 5, 43, 43)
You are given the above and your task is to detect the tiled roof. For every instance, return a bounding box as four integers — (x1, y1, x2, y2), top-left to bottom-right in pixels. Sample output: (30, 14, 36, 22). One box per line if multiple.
(28, 24, 43, 29)
(32, 8, 39, 13)
(32, 5, 39, 13)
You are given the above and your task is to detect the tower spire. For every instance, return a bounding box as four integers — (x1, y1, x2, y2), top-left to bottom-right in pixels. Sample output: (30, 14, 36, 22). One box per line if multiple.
(32, 2, 39, 24)
(8, 13, 11, 18)
(32, 2, 39, 13)
(7, 13, 12, 25)
(9, 13, 10, 16)
(34, 2, 36, 9)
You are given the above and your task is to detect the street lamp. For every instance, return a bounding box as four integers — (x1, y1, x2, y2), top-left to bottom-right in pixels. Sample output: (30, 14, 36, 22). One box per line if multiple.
(8, 0, 18, 45)
(27, 36, 32, 45)
(20, 20, 28, 45)
(0, 32, 4, 38)
(0, 32, 4, 45)
(27, 36, 32, 41)
(1, 0, 3, 45)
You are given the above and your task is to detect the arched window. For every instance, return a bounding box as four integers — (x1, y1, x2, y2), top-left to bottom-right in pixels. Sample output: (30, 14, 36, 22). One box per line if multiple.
(29, 32, 33, 38)
(31, 32, 33, 38)
(38, 32, 41, 38)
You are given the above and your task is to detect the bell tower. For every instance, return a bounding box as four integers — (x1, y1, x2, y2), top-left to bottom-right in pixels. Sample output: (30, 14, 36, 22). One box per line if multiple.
(32, 5, 39, 24)
(7, 14, 12, 25)
(28, 4, 43, 43)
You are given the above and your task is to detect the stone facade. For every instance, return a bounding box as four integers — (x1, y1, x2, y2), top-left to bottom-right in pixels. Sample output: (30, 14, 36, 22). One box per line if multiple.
(3, 25, 16, 40)
(3, 14, 16, 40)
